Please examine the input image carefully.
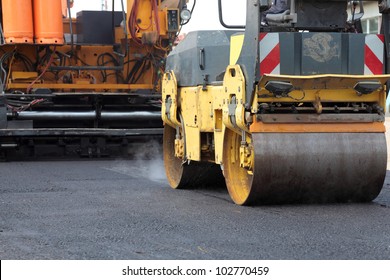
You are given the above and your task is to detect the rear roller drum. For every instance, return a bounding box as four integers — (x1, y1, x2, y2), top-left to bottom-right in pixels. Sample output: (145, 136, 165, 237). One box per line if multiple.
(163, 125, 224, 189)
(223, 129, 387, 205)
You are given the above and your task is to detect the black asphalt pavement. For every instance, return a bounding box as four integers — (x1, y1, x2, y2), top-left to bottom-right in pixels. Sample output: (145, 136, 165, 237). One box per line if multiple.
(0, 157, 390, 260)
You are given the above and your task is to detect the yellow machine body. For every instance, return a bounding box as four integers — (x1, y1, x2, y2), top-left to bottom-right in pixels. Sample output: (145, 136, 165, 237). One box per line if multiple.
(161, 1, 390, 205)
(162, 70, 388, 160)
(162, 68, 389, 205)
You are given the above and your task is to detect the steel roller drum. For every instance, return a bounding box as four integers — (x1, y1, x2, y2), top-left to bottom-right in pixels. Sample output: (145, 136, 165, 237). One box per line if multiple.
(232, 133, 387, 205)
(163, 125, 225, 189)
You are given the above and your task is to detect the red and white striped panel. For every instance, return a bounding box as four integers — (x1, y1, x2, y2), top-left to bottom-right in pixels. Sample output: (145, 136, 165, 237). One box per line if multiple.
(260, 33, 280, 75)
(364, 34, 384, 75)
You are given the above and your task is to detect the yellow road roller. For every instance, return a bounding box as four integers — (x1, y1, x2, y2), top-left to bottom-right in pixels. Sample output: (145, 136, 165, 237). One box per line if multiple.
(162, 0, 390, 205)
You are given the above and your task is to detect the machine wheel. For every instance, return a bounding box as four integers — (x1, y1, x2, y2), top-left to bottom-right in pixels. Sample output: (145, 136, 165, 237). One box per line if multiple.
(223, 129, 387, 205)
(222, 128, 255, 205)
(163, 124, 224, 189)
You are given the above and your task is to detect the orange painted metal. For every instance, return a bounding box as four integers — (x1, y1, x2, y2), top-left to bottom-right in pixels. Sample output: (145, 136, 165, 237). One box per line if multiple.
(7, 83, 154, 91)
(61, 0, 73, 18)
(33, 0, 64, 44)
(250, 121, 386, 133)
(1, 0, 34, 44)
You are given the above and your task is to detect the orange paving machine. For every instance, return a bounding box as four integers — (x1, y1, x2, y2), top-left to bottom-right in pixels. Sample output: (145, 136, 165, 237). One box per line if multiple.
(0, 0, 191, 158)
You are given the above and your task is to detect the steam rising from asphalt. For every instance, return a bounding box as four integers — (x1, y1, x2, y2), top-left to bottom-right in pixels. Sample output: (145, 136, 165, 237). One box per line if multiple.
(105, 140, 167, 183)
(133, 140, 166, 182)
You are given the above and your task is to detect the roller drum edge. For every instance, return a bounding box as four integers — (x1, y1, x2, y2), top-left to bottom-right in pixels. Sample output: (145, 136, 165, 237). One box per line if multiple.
(163, 125, 225, 189)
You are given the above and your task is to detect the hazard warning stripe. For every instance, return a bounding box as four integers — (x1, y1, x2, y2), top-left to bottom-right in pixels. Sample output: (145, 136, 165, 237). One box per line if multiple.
(364, 34, 384, 75)
(260, 33, 280, 75)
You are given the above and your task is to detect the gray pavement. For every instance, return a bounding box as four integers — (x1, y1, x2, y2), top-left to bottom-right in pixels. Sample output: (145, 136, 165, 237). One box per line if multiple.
(0, 157, 390, 260)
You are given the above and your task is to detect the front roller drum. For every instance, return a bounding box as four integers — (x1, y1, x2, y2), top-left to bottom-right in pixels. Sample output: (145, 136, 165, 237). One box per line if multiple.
(223, 129, 387, 205)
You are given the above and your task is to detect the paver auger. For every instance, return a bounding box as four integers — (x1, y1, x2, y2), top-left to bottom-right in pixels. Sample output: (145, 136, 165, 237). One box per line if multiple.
(162, 0, 390, 205)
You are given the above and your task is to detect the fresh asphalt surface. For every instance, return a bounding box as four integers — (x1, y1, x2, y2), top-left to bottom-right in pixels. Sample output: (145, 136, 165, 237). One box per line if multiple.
(0, 151, 390, 260)
(2, 120, 390, 260)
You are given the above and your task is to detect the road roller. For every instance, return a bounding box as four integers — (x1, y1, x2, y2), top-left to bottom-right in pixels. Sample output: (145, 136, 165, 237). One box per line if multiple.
(0, 0, 191, 158)
(162, 0, 390, 205)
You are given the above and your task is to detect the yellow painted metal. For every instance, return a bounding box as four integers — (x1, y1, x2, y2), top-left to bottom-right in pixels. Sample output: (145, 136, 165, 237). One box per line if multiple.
(162, 72, 228, 163)
(161, 71, 181, 127)
(180, 87, 215, 132)
(161, 30, 390, 205)
(1, 42, 160, 90)
(162, 71, 226, 162)
(179, 85, 215, 161)
(229, 33, 245, 65)
(250, 121, 386, 133)
(222, 65, 248, 133)
(258, 74, 390, 110)
(174, 137, 185, 158)
(213, 87, 227, 164)
(180, 86, 200, 160)
(127, 0, 152, 40)
(0, 1, 176, 94)
(127, 0, 173, 39)
(239, 133, 254, 173)
(259, 73, 390, 87)
(162, 64, 389, 198)
(163, 69, 388, 163)
(223, 128, 253, 205)
(11, 71, 38, 81)
(258, 88, 386, 104)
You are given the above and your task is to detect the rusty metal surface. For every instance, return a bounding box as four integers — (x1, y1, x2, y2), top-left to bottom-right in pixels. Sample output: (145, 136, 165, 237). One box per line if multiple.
(249, 133, 387, 204)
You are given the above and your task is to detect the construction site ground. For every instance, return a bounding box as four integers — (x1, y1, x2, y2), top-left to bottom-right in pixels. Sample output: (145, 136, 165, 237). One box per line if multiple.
(0, 124, 389, 260)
